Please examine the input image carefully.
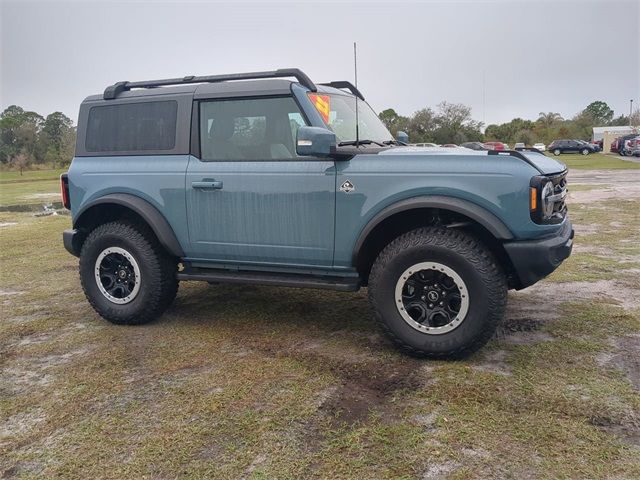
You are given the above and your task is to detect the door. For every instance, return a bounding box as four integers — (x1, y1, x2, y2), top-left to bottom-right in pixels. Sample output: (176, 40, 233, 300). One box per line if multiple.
(567, 140, 580, 153)
(186, 96, 336, 267)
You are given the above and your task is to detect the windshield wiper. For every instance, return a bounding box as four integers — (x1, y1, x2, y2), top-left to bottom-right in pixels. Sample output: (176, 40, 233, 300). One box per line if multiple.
(338, 139, 385, 147)
(382, 140, 406, 146)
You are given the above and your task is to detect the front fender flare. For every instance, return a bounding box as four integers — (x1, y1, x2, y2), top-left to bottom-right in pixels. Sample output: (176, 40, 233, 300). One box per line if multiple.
(353, 195, 514, 262)
(74, 193, 185, 257)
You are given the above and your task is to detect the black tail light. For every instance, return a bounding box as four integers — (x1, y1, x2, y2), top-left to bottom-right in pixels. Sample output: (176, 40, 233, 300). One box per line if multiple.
(60, 173, 70, 209)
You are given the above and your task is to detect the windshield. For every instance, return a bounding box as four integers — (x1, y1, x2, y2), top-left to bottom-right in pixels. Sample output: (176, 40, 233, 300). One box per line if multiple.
(309, 93, 393, 143)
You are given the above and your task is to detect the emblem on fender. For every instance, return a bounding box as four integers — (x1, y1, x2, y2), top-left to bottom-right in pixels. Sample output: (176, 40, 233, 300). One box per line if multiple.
(340, 180, 355, 193)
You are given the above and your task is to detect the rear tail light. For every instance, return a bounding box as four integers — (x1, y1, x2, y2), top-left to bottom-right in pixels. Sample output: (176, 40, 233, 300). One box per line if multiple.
(60, 173, 70, 209)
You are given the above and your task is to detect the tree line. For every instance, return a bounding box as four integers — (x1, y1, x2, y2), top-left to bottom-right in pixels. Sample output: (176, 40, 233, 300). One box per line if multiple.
(0, 105, 75, 173)
(379, 100, 639, 145)
(1, 99, 638, 174)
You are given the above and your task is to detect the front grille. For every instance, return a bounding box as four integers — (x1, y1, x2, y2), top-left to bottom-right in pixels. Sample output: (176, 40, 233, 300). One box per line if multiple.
(530, 170, 568, 224)
(551, 172, 568, 219)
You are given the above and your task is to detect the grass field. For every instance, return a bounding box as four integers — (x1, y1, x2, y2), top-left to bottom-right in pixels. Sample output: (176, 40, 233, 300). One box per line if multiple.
(554, 152, 640, 170)
(1, 166, 639, 479)
(0, 169, 65, 207)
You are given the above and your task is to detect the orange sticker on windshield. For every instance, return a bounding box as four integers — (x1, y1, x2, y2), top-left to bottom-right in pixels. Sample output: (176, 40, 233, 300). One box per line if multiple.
(308, 93, 331, 124)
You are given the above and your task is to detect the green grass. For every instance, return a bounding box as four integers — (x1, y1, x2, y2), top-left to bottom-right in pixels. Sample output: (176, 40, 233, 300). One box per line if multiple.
(556, 153, 640, 170)
(0, 168, 65, 206)
(1, 171, 639, 479)
(0, 168, 66, 183)
(0, 179, 60, 206)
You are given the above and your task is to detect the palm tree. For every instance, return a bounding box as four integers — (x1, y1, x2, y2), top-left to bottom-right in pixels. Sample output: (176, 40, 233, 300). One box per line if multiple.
(537, 112, 564, 128)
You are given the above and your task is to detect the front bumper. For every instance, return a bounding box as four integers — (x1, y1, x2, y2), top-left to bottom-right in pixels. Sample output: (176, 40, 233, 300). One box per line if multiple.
(503, 219, 574, 289)
(63, 229, 84, 257)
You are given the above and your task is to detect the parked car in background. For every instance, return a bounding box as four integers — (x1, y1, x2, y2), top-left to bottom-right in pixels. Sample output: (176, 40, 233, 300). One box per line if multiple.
(618, 134, 639, 156)
(442, 144, 458, 148)
(610, 138, 620, 154)
(460, 142, 488, 150)
(533, 142, 546, 151)
(412, 143, 439, 148)
(514, 142, 525, 150)
(548, 139, 597, 155)
(483, 141, 508, 151)
(628, 137, 640, 157)
(577, 140, 600, 152)
(590, 139, 603, 150)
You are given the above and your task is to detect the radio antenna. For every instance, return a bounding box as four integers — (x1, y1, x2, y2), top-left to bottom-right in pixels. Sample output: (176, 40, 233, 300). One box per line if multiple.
(354, 42, 360, 147)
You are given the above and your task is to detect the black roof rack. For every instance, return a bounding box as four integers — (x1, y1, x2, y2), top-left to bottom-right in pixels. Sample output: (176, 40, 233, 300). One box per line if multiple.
(103, 68, 317, 100)
(319, 81, 365, 101)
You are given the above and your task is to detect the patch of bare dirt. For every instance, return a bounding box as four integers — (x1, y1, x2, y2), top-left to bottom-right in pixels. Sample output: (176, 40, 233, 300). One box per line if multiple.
(0, 409, 47, 446)
(570, 223, 600, 235)
(0, 289, 22, 296)
(589, 415, 640, 447)
(470, 350, 512, 376)
(597, 334, 640, 391)
(422, 460, 460, 479)
(526, 279, 640, 311)
(316, 357, 424, 427)
(0, 366, 55, 395)
(567, 171, 640, 208)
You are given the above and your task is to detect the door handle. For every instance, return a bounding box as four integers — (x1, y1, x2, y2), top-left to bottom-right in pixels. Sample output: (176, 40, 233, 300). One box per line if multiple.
(192, 180, 223, 190)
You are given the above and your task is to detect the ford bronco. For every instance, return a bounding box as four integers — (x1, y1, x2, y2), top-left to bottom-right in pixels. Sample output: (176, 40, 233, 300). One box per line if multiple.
(61, 68, 573, 358)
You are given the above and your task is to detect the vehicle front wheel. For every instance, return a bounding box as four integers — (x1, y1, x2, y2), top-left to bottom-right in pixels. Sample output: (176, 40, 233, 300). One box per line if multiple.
(79, 221, 178, 325)
(368, 227, 507, 359)
(553, 149, 561, 156)
(581, 148, 590, 155)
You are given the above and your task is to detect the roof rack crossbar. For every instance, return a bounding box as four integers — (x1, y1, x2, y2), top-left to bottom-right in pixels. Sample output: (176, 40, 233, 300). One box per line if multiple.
(319, 81, 365, 101)
(103, 68, 317, 100)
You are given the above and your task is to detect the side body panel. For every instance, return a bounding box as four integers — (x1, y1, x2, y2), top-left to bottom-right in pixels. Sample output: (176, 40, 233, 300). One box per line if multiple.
(333, 153, 563, 268)
(67, 155, 191, 251)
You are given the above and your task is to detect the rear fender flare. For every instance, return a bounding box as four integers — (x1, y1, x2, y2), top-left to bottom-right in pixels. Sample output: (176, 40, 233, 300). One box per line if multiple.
(74, 193, 184, 257)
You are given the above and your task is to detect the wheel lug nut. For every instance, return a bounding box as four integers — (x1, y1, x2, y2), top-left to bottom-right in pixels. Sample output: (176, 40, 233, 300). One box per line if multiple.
(421, 296, 426, 301)
(439, 301, 443, 306)
(428, 303, 434, 308)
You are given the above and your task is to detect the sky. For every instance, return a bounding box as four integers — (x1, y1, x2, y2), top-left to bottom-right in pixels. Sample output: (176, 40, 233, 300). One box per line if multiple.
(1, 0, 639, 126)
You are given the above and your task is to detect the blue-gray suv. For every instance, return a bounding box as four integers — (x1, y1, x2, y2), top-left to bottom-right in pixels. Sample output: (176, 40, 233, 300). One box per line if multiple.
(61, 69, 573, 358)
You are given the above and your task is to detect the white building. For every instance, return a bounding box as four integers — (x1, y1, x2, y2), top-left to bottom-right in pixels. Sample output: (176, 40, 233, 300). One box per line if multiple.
(592, 126, 636, 142)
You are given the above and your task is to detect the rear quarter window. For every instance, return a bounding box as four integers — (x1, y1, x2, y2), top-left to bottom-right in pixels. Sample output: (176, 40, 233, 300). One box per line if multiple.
(85, 101, 178, 153)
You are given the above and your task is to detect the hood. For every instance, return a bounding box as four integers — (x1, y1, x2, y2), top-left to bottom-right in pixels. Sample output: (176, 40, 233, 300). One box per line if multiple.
(378, 146, 567, 175)
(517, 151, 567, 174)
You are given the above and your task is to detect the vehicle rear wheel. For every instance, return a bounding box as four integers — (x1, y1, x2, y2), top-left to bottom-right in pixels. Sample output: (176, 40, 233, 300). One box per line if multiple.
(581, 148, 590, 155)
(368, 227, 507, 359)
(553, 149, 561, 156)
(79, 221, 178, 325)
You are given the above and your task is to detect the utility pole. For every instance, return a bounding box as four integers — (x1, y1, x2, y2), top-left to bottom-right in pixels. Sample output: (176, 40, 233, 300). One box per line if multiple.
(630, 99, 634, 121)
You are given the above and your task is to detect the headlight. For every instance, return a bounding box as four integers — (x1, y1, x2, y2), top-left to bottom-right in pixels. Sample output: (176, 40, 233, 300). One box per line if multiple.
(540, 181, 554, 219)
(530, 173, 567, 224)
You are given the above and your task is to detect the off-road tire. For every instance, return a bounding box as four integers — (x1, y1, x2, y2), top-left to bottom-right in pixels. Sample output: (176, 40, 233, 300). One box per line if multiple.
(368, 227, 507, 359)
(79, 221, 178, 325)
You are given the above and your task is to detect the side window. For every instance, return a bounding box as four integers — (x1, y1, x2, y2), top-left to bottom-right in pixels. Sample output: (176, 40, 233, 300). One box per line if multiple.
(86, 101, 177, 152)
(199, 97, 308, 161)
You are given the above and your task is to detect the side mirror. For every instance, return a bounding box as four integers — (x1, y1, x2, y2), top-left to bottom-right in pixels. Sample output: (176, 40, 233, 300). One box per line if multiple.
(396, 131, 409, 144)
(296, 126, 337, 157)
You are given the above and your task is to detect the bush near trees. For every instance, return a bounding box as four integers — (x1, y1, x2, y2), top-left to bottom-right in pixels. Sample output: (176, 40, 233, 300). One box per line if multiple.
(380, 100, 640, 145)
(0, 105, 75, 169)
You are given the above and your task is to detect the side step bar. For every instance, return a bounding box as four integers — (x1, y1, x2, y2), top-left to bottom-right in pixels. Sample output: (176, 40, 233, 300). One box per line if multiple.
(177, 268, 361, 292)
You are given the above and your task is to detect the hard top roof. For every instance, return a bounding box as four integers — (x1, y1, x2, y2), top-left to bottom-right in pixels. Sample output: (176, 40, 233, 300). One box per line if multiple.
(83, 69, 363, 104)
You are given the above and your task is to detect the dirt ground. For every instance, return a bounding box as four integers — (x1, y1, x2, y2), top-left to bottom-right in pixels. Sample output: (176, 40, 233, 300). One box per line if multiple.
(1, 168, 639, 479)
